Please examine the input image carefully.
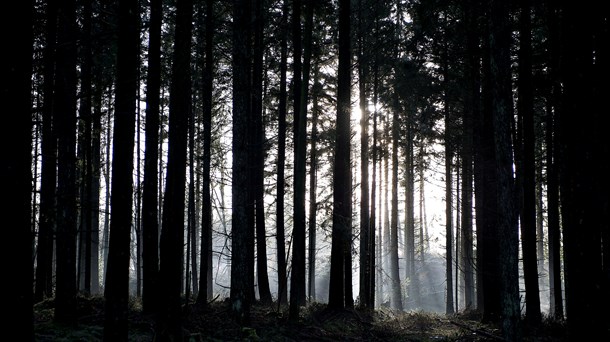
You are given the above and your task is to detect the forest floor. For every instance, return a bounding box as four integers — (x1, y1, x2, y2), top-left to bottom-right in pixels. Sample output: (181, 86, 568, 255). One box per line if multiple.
(34, 295, 567, 341)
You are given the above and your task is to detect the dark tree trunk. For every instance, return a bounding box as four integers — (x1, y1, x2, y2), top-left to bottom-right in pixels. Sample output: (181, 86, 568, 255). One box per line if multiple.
(156, 0, 193, 338)
(275, 0, 289, 306)
(390, 99, 402, 311)
(3, 1, 34, 338)
(328, 0, 352, 310)
(252, 0, 272, 305)
(141, 0, 162, 314)
(476, 10, 501, 323)
(54, 0, 79, 325)
(559, 2, 606, 340)
(290, 0, 308, 319)
(35, 0, 58, 303)
(197, 0, 214, 306)
(231, 0, 253, 323)
(517, 0, 541, 325)
(308, 66, 320, 302)
(442, 43, 454, 315)
(102, 0, 139, 338)
(357, 0, 371, 310)
(91, 76, 102, 295)
(488, 0, 521, 339)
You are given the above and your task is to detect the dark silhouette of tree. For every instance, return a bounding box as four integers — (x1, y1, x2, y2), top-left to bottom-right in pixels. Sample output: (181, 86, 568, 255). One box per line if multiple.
(252, 0, 272, 305)
(308, 65, 320, 302)
(290, 0, 307, 320)
(517, 0, 541, 325)
(475, 9, 502, 323)
(488, 0, 521, 339)
(3, 1, 34, 338)
(197, 0, 215, 306)
(141, 0, 162, 314)
(156, 0, 193, 338)
(231, 0, 253, 323)
(276, 0, 289, 306)
(357, 0, 372, 310)
(328, 0, 352, 310)
(54, 0, 79, 326)
(559, 2, 607, 340)
(103, 0, 139, 338)
(35, 0, 58, 303)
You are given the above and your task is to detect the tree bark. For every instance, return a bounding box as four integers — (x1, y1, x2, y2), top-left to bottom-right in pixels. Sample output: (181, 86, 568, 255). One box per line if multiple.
(328, 0, 352, 310)
(103, 0, 139, 338)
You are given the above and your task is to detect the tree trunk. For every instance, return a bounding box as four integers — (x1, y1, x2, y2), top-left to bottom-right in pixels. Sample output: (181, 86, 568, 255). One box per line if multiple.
(156, 0, 193, 338)
(517, 0, 541, 325)
(142, 0, 161, 313)
(488, 0, 521, 338)
(357, 0, 371, 310)
(328, 0, 352, 310)
(103, 0, 139, 338)
(35, 0, 58, 303)
(54, 0, 79, 325)
(252, 0, 272, 305)
(308, 66, 320, 302)
(275, 0, 289, 306)
(443, 44, 454, 314)
(390, 97, 402, 311)
(197, 0, 214, 305)
(3, 1, 34, 338)
(231, 0, 253, 323)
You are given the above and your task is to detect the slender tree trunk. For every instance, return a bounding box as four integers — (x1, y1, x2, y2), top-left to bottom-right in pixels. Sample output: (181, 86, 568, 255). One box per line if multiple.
(517, 0, 541, 325)
(35, 0, 58, 303)
(328, 0, 352, 310)
(91, 80, 102, 295)
(54, 0, 79, 325)
(308, 66, 320, 302)
(275, 0, 289, 306)
(443, 45, 454, 314)
(141, 0, 161, 314)
(197, 0, 214, 305)
(252, 0, 272, 305)
(357, 0, 371, 310)
(156, 0, 193, 338)
(390, 96, 402, 311)
(103, 0, 139, 338)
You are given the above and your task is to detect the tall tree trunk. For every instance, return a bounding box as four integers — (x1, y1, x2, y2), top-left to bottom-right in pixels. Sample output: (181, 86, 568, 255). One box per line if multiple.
(390, 103, 403, 311)
(91, 78, 102, 295)
(252, 0, 272, 305)
(488, 0, 521, 339)
(197, 0, 214, 305)
(156, 0, 193, 338)
(443, 44, 454, 314)
(559, 2, 605, 339)
(328, 0, 352, 310)
(476, 9, 501, 323)
(54, 0, 78, 325)
(357, 0, 371, 310)
(275, 0, 289, 306)
(231, 0, 253, 323)
(35, 0, 58, 303)
(103, 0, 139, 338)
(405, 122, 417, 308)
(142, 0, 162, 314)
(290, 0, 309, 319)
(3, 1, 34, 337)
(517, 0, 541, 325)
(308, 66, 320, 302)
